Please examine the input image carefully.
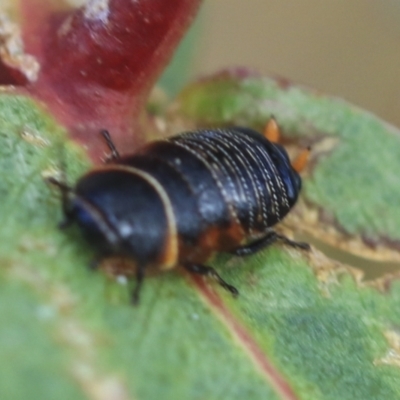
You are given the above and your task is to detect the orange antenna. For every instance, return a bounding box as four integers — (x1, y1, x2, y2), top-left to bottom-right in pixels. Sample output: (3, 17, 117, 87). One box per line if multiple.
(263, 117, 280, 143)
(292, 147, 311, 173)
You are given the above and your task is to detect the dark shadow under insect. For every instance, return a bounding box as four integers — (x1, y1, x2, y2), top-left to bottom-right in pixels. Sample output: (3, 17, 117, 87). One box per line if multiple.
(48, 121, 310, 304)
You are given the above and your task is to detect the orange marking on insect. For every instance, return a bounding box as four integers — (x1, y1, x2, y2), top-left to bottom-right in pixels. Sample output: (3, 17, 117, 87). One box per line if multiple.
(223, 222, 246, 249)
(292, 147, 311, 173)
(159, 230, 179, 270)
(263, 118, 280, 143)
(197, 222, 243, 251)
(100, 257, 137, 278)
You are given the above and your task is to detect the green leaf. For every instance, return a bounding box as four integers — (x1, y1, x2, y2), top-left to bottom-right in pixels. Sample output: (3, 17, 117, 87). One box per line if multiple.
(2, 69, 400, 400)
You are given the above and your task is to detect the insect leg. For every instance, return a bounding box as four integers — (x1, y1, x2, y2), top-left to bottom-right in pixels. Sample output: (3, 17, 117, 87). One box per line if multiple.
(100, 129, 120, 161)
(88, 257, 145, 305)
(231, 230, 277, 256)
(184, 264, 239, 296)
(231, 230, 310, 257)
(131, 264, 145, 305)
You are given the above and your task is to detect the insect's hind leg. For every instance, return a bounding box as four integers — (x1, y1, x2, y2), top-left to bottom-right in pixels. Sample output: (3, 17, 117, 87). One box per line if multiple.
(274, 233, 310, 251)
(184, 264, 239, 296)
(231, 230, 310, 257)
(130, 264, 145, 305)
(100, 129, 120, 161)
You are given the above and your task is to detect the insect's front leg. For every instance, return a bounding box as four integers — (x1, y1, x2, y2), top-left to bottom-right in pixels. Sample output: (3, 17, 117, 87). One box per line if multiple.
(88, 256, 145, 305)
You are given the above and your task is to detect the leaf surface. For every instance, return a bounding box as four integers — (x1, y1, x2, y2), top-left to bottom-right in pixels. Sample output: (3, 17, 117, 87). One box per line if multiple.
(1, 69, 400, 400)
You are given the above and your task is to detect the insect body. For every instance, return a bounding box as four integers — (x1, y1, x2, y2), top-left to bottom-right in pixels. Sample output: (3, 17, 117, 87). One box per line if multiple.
(51, 122, 309, 303)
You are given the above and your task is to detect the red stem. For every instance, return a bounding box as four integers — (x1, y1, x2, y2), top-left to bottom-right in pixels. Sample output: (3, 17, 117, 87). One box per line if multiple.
(20, 0, 202, 160)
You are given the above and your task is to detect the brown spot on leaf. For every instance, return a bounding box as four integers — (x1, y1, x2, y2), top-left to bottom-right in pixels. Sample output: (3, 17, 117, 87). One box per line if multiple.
(0, 13, 38, 84)
(20, 126, 50, 147)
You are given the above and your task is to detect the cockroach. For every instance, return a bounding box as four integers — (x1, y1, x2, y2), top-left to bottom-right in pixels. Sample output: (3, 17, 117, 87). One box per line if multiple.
(49, 119, 310, 303)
